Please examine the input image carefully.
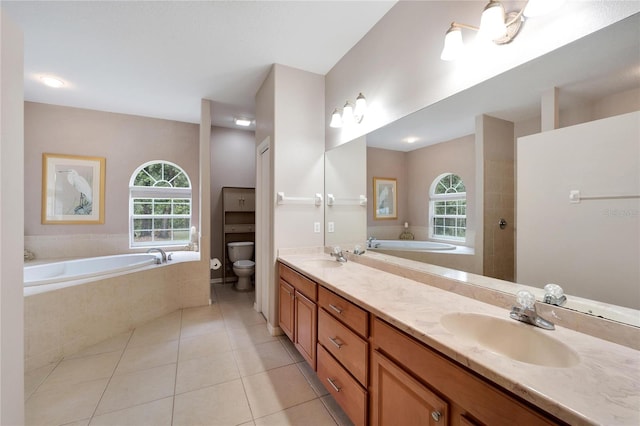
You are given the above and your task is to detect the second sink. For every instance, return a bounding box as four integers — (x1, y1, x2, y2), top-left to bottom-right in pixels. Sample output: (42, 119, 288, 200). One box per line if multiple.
(440, 312, 580, 368)
(303, 259, 344, 269)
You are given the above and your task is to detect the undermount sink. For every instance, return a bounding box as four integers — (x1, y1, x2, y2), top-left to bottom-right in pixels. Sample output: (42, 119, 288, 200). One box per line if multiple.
(440, 313, 580, 368)
(302, 259, 344, 268)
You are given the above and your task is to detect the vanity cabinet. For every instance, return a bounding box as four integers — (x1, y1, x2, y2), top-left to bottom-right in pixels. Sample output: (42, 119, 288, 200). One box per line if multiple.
(278, 263, 317, 369)
(371, 317, 562, 426)
(317, 286, 369, 426)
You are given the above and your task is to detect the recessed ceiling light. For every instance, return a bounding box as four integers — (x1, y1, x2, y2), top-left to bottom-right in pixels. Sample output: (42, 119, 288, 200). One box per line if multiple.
(234, 118, 252, 127)
(40, 76, 65, 88)
(405, 137, 419, 144)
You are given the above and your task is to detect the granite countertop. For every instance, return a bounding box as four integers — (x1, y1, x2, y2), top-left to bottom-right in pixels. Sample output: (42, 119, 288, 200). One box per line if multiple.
(278, 251, 640, 426)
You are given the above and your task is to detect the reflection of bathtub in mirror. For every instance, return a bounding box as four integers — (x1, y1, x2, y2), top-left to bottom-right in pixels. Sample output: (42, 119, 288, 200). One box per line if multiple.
(369, 239, 457, 251)
(370, 239, 475, 272)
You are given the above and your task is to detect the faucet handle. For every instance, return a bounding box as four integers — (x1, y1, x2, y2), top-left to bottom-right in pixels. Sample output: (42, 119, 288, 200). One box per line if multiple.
(543, 283, 566, 306)
(515, 290, 536, 310)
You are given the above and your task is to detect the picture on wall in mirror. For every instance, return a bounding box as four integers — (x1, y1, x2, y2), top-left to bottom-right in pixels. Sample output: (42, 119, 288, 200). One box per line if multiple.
(373, 177, 397, 220)
(42, 153, 106, 224)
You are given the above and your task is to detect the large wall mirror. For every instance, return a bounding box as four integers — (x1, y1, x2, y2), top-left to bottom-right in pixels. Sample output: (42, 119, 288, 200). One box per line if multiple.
(325, 14, 640, 327)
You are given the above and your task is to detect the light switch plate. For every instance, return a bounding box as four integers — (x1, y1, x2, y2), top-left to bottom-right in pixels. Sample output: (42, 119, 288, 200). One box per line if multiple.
(328, 222, 335, 233)
(314, 222, 321, 233)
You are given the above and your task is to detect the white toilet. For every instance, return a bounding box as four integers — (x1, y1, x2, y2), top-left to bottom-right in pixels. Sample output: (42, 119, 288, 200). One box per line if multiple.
(227, 241, 255, 291)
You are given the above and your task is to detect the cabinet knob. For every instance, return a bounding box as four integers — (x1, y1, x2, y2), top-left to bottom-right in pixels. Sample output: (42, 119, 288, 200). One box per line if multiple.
(431, 411, 442, 422)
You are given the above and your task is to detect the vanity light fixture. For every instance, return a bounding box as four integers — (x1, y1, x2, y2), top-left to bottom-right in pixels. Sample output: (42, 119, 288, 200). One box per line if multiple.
(329, 93, 367, 128)
(440, 0, 565, 61)
(234, 117, 252, 127)
(40, 76, 65, 88)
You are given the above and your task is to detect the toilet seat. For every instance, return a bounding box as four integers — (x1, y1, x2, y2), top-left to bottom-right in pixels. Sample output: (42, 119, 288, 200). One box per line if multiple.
(233, 260, 255, 269)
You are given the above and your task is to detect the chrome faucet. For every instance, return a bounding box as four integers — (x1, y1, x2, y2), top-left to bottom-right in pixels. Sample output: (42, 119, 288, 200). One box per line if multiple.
(510, 290, 555, 330)
(543, 283, 567, 306)
(367, 237, 380, 248)
(330, 246, 347, 263)
(146, 248, 167, 264)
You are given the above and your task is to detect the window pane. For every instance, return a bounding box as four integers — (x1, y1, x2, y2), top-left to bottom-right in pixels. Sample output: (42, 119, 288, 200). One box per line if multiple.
(173, 218, 189, 228)
(153, 201, 171, 215)
(153, 230, 172, 242)
(173, 229, 189, 241)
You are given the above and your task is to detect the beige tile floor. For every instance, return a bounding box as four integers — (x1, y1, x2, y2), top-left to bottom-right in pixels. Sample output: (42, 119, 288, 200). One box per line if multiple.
(25, 284, 353, 426)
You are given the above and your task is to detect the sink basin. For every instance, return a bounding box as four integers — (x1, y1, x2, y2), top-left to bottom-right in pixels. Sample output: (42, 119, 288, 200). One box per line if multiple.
(440, 313, 580, 368)
(302, 259, 344, 268)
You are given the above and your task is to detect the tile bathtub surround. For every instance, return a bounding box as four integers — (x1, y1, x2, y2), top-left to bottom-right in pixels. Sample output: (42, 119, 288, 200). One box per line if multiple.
(25, 284, 351, 426)
(279, 252, 640, 425)
(24, 258, 210, 372)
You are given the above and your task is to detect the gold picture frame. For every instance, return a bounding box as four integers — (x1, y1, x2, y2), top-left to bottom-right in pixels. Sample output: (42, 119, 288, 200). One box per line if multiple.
(42, 153, 106, 224)
(373, 177, 397, 220)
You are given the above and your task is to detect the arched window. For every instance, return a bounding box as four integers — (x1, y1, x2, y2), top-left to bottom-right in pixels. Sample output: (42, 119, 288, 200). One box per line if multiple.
(429, 173, 466, 241)
(129, 161, 192, 247)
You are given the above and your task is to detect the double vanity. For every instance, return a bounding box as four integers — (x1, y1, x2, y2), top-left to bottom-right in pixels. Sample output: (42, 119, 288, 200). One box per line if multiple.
(277, 248, 639, 425)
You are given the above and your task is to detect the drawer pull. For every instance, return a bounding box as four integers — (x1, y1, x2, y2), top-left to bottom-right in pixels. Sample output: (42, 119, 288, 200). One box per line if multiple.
(329, 304, 343, 315)
(431, 411, 442, 422)
(328, 336, 343, 349)
(326, 377, 341, 392)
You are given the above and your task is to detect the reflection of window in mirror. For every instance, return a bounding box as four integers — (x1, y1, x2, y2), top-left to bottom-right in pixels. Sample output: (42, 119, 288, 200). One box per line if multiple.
(429, 173, 466, 241)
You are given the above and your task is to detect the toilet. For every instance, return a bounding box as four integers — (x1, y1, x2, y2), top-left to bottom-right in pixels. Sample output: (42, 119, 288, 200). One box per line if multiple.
(227, 241, 255, 291)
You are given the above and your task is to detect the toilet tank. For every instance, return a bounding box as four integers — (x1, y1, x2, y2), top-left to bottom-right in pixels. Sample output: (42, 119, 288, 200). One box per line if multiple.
(227, 241, 254, 262)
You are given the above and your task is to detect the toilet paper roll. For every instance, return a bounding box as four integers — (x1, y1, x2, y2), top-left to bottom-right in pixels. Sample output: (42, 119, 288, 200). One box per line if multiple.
(210, 258, 222, 270)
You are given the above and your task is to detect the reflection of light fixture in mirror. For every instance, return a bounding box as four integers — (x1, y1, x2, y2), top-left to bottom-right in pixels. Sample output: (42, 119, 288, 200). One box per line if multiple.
(329, 93, 366, 128)
(40, 76, 65, 88)
(234, 118, 252, 127)
(440, 0, 563, 61)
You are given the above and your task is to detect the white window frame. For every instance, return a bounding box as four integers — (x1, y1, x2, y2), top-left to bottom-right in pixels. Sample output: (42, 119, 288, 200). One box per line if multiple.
(129, 160, 192, 248)
(429, 173, 466, 242)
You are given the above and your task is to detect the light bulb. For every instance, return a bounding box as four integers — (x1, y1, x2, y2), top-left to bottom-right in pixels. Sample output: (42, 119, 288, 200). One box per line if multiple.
(329, 108, 342, 128)
(342, 101, 355, 126)
(478, 1, 507, 41)
(354, 93, 366, 123)
(441, 25, 463, 61)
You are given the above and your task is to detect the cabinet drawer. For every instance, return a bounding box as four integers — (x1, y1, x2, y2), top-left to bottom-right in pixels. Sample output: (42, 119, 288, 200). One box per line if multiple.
(224, 224, 254, 233)
(278, 263, 317, 301)
(317, 344, 367, 426)
(318, 286, 368, 338)
(318, 309, 368, 386)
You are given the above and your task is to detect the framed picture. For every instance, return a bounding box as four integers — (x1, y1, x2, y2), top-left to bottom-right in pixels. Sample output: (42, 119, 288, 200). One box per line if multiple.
(373, 177, 397, 220)
(42, 153, 106, 224)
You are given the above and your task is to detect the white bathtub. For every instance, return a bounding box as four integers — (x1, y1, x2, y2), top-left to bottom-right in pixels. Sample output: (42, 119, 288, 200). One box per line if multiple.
(24, 254, 158, 287)
(369, 239, 457, 251)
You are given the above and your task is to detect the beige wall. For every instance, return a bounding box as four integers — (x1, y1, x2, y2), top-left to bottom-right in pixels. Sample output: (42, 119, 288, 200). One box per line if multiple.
(367, 135, 475, 244)
(0, 10, 25, 425)
(366, 147, 408, 236)
(210, 126, 256, 278)
(24, 102, 200, 239)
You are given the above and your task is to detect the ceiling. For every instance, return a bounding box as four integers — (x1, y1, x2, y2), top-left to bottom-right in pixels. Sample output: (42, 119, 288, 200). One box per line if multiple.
(366, 12, 640, 152)
(2, 0, 396, 129)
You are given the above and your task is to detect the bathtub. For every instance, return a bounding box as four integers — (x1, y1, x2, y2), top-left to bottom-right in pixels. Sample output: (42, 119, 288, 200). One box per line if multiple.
(24, 253, 158, 287)
(23, 251, 207, 371)
(369, 239, 457, 251)
(369, 239, 476, 274)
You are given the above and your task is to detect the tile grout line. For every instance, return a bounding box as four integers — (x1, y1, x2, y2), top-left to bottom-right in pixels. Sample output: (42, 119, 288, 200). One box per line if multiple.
(170, 307, 184, 426)
(86, 329, 135, 424)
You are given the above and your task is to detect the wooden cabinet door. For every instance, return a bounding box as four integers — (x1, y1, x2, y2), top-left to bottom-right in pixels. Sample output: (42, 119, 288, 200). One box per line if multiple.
(294, 291, 317, 369)
(371, 350, 448, 426)
(278, 279, 294, 341)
